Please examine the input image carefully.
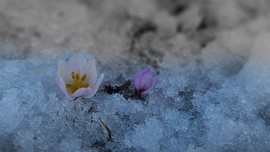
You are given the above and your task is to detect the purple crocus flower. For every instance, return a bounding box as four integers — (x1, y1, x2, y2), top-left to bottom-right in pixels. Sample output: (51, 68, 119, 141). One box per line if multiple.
(133, 67, 158, 93)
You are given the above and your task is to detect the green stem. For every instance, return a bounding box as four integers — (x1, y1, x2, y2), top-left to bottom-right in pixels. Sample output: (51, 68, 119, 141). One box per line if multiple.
(99, 117, 113, 142)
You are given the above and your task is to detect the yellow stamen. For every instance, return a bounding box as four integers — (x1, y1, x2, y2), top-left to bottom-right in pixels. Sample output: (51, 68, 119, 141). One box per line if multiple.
(66, 71, 89, 93)
(71, 72, 76, 79)
(76, 73, 79, 80)
(83, 83, 89, 88)
(66, 84, 73, 89)
(81, 74, 86, 81)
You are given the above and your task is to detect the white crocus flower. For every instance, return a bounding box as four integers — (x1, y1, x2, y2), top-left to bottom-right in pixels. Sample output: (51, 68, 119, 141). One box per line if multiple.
(56, 53, 104, 100)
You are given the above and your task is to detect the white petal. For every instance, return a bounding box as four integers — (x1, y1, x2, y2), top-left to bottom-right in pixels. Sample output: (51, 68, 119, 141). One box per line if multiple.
(57, 59, 72, 84)
(57, 59, 66, 78)
(81, 59, 97, 86)
(67, 53, 87, 73)
(72, 87, 93, 98)
(56, 76, 74, 100)
(85, 73, 104, 98)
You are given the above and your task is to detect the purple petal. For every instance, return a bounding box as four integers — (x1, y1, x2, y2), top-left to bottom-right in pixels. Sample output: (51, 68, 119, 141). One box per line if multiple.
(133, 67, 152, 91)
(133, 70, 143, 90)
(138, 68, 152, 90)
(142, 76, 158, 93)
(72, 87, 93, 98)
(133, 72, 143, 91)
(141, 78, 154, 92)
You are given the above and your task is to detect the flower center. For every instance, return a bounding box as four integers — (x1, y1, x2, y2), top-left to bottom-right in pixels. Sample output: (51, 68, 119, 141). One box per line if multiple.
(65, 71, 89, 93)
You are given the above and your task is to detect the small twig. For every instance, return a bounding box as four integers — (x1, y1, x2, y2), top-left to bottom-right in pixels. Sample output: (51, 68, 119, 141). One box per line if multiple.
(73, 97, 79, 101)
(99, 117, 113, 142)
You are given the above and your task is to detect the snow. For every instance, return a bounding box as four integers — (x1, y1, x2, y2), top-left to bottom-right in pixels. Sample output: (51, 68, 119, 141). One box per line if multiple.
(0, 0, 270, 151)
(125, 117, 163, 152)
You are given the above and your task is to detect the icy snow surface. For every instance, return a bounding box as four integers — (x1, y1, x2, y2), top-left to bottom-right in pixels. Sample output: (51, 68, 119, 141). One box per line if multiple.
(0, 0, 270, 151)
